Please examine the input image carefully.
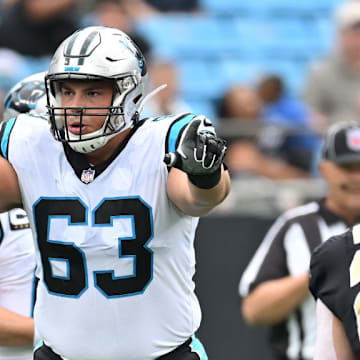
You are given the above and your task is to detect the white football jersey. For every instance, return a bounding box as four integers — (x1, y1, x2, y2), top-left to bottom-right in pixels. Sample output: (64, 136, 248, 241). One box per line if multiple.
(0, 209, 36, 360)
(0, 113, 202, 360)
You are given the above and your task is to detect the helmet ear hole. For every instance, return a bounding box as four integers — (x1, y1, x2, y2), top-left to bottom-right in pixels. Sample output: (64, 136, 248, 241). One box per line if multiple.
(120, 77, 135, 91)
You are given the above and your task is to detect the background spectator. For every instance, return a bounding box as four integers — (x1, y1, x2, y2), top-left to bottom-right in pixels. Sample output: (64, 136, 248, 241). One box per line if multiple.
(303, 1, 360, 127)
(143, 59, 191, 116)
(85, 0, 151, 57)
(258, 75, 322, 173)
(144, 0, 199, 12)
(118, 0, 156, 19)
(0, 0, 79, 56)
(218, 84, 262, 124)
(0, 0, 80, 57)
(218, 84, 311, 179)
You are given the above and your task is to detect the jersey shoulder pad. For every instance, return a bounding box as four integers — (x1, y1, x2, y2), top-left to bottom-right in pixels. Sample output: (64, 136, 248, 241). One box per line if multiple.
(0, 113, 50, 161)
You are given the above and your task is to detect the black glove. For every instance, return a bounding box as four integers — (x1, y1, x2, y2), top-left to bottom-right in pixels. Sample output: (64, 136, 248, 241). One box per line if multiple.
(164, 115, 227, 188)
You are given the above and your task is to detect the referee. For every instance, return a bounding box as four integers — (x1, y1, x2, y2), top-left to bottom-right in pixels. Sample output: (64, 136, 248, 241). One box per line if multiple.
(239, 121, 360, 360)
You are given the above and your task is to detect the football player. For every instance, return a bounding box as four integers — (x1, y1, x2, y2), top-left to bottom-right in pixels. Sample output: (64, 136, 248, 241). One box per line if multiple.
(310, 122, 360, 360)
(0, 27, 230, 360)
(310, 227, 360, 360)
(0, 208, 35, 360)
(0, 71, 46, 360)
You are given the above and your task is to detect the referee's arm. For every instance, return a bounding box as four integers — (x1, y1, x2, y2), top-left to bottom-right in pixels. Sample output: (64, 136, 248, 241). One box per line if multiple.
(242, 272, 309, 325)
(239, 217, 311, 326)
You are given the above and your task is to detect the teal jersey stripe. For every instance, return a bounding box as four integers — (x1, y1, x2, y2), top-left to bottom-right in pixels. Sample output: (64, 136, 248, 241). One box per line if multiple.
(34, 340, 44, 351)
(191, 335, 208, 360)
(168, 114, 195, 153)
(30, 274, 38, 318)
(1, 117, 16, 160)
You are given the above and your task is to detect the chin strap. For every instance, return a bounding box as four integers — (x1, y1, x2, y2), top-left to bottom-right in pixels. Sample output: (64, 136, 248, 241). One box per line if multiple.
(137, 84, 167, 115)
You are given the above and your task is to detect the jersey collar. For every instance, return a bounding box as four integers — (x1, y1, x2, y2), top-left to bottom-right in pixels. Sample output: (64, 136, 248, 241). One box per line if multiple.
(63, 120, 145, 183)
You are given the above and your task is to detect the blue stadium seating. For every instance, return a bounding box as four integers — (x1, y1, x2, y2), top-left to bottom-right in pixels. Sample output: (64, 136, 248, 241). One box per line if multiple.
(218, 59, 263, 86)
(137, 14, 335, 59)
(233, 18, 332, 58)
(137, 15, 227, 57)
(178, 59, 224, 100)
(135, 0, 346, 114)
(184, 99, 216, 121)
(200, 0, 346, 16)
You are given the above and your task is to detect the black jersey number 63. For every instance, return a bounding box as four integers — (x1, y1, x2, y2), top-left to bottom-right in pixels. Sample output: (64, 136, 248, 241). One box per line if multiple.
(34, 197, 153, 298)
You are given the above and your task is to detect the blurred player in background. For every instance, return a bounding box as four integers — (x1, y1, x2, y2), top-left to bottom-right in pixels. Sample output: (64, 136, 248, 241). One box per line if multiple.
(0, 208, 35, 360)
(239, 121, 360, 360)
(0, 26, 230, 360)
(3, 71, 47, 122)
(0, 71, 46, 360)
(310, 227, 360, 360)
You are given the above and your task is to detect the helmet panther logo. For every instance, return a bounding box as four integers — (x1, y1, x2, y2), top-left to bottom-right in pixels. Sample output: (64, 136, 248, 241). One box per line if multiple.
(6, 81, 46, 113)
(17, 82, 46, 110)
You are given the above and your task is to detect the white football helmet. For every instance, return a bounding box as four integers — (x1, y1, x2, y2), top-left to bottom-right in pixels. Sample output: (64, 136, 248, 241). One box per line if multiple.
(45, 26, 149, 153)
(3, 71, 47, 122)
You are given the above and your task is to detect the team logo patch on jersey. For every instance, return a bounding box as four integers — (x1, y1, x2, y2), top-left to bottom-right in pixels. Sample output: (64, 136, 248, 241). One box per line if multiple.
(81, 168, 95, 184)
(347, 129, 360, 151)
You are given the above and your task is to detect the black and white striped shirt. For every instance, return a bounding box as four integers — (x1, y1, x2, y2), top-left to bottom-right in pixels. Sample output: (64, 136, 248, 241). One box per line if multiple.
(239, 200, 348, 360)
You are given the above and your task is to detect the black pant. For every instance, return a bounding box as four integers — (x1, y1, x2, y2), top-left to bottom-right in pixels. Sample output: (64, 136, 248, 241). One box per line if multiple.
(34, 339, 202, 360)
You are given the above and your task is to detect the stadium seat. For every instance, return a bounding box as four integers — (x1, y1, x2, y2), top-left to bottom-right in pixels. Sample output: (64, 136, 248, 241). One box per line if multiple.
(218, 59, 263, 86)
(199, 0, 254, 16)
(135, 3, 342, 102)
(184, 99, 216, 122)
(200, 0, 347, 16)
(136, 14, 229, 57)
(178, 59, 225, 100)
(256, 59, 308, 94)
(233, 18, 331, 58)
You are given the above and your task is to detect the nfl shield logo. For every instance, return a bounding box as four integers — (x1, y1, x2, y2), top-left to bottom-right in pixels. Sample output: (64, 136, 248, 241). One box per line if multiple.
(81, 168, 95, 184)
(347, 129, 360, 151)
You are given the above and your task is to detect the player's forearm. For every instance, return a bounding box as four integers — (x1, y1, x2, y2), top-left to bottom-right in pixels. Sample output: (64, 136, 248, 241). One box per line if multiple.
(242, 273, 309, 326)
(0, 157, 23, 212)
(0, 307, 34, 346)
(168, 167, 230, 217)
(333, 314, 358, 360)
(187, 167, 230, 212)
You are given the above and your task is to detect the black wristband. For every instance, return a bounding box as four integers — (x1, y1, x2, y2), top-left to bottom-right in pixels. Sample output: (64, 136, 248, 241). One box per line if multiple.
(187, 167, 222, 189)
